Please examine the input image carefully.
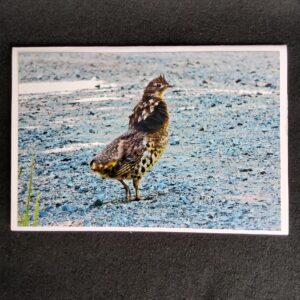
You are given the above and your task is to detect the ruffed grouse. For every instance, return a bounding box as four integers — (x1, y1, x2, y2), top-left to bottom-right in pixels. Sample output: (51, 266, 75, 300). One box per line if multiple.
(90, 75, 172, 201)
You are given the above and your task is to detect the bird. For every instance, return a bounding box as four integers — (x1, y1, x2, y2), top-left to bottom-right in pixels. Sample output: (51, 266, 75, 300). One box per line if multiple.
(89, 75, 172, 201)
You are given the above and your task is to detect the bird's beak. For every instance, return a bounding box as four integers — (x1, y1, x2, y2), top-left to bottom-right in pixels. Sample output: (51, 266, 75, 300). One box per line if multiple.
(166, 83, 174, 88)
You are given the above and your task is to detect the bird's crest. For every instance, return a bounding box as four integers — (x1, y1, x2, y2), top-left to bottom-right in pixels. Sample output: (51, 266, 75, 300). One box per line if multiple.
(150, 74, 168, 85)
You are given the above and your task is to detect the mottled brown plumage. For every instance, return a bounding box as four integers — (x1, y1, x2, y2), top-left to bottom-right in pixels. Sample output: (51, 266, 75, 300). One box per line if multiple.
(90, 75, 172, 201)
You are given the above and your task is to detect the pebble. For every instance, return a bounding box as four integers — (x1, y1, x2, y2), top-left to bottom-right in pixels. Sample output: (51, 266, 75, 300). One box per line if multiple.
(179, 195, 189, 204)
(157, 182, 167, 189)
(93, 200, 103, 207)
(59, 165, 69, 171)
(67, 182, 74, 188)
(239, 168, 253, 172)
(79, 187, 89, 193)
(170, 136, 180, 145)
(39, 211, 48, 218)
(61, 204, 74, 212)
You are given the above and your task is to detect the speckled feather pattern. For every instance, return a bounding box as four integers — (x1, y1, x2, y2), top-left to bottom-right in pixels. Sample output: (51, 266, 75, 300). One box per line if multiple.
(90, 76, 170, 182)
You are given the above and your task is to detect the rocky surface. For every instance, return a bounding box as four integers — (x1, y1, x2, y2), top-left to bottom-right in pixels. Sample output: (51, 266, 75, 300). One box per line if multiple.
(17, 51, 281, 230)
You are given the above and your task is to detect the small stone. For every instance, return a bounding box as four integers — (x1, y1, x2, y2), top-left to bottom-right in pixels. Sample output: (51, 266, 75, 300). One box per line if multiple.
(89, 128, 96, 133)
(93, 199, 103, 207)
(239, 168, 253, 172)
(79, 187, 89, 193)
(170, 137, 180, 145)
(157, 182, 167, 189)
(61, 157, 71, 162)
(179, 195, 188, 204)
(67, 182, 74, 188)
(39, 211, 48, 218)
(60, 165, 69, 171)
(204, 185, 212, 191)
(61, 204, 74, 212)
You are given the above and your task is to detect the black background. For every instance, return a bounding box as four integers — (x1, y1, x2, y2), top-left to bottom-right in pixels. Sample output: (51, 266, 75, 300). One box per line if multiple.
(1, 1, 299, 299)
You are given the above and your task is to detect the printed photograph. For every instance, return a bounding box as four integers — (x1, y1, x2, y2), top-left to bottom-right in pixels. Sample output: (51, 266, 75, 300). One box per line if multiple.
(11, 46, 288, 233)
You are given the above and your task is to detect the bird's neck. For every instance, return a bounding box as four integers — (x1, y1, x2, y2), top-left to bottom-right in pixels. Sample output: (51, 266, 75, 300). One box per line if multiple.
(142, 93, 163, 102)
(129, 95, 169, 132)
(144, 91, 165, 98)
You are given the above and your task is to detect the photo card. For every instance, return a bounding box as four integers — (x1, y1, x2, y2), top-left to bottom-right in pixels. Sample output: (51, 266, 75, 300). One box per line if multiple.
(11, 46, 288, 234)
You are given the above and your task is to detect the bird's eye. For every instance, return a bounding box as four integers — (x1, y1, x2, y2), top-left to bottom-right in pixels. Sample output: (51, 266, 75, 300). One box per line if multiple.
(157, 83, 161, 88)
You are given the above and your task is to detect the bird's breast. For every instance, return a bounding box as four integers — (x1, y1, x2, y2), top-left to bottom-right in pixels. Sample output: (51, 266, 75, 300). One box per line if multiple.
(133, 129, 168, 177)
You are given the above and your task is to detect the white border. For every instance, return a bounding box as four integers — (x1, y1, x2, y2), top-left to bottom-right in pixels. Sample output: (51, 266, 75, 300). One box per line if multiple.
(11, 46, 289, 235)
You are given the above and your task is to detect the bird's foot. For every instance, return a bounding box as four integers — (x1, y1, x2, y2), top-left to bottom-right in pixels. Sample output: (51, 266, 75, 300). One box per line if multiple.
(122, 196, 132, 203)
(123, 191, 132, 202)
(132, 196, 141, 202)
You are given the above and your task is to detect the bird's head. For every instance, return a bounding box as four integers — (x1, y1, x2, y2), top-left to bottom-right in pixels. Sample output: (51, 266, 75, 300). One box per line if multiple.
(144, 74, 173, 97)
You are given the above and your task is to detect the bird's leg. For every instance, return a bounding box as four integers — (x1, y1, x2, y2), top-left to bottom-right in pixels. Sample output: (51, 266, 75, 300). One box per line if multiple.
(118, 180, 131, 201)
(133, 178, 141, 201)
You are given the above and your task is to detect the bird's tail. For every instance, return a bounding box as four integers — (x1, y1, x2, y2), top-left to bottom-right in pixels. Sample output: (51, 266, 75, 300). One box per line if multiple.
(89, 159, 117, 173)
(90, 159, 101, 171)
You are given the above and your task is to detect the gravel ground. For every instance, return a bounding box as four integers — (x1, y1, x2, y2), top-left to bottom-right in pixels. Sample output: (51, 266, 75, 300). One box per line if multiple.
(17, 51, 281, 230)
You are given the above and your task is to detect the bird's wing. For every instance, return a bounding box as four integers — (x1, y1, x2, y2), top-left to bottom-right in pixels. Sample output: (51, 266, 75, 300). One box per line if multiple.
(91, 130, 146, 177)
(112, 131, 146, 177)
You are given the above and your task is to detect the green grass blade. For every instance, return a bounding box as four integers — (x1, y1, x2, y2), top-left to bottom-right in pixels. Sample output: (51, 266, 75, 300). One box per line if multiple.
(18, 213, 26, 226)
(24, 154, 35, 226)
(18, 167, 23, 179)
(33, 192, 40, 226)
